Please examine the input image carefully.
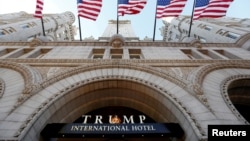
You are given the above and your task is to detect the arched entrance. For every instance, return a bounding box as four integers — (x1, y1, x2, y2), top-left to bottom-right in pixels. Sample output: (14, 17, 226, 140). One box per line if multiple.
(40, 80, 184, 141)
(13, 63, 208, 141)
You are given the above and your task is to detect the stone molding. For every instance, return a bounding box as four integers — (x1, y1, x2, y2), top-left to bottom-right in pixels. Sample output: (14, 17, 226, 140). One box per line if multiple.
(6, 59, 250, 111)
(0, 78, 5, 98)
(36, 61, 188, 93)
(0, 61, 42, 95)
(4, 58, 250, 67)
(236, 33, 250, 47)
(15, 69, 206, 140)
(192, 62, 250, 87)
(4, 60, 250, 140)
(187, 62, 250, 113)
(0, 41, 238, 47)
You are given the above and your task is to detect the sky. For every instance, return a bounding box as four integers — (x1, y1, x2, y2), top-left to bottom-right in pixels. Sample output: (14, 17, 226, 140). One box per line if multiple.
(0, 0, 250, 40)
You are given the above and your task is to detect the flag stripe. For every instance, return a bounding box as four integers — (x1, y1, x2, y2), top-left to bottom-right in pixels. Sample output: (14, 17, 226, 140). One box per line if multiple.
(194, 0, 234, 20)
(118, 0, 147, 16)
(34, 0, 44, 18)
(156, 0, 187, 18)
(77, 0, 102, 21)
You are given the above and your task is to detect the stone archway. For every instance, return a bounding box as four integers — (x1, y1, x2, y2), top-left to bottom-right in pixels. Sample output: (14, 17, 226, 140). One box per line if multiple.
(47, 80, 173, 124)
(221, 75, 250, 123)
(7, 63, 210, 141)
(189, 62, 250, 127)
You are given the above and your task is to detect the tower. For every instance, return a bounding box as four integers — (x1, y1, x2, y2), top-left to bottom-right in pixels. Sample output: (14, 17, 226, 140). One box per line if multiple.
(99, 20, 139, 41)
(0, 11, 76, 41)
(162, 16, 250, 46)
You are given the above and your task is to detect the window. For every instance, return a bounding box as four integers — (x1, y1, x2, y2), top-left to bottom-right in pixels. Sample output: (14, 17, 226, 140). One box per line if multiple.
(35, 49, 51, 58)
(91, 49, 105, 59)
(43, 18, 50, 23)
(225, 32, 240, 39)
(129, 49, 142, 59)
(5, 27, 16, 33)
(110, 49, 123, 59)
(181, 49, 196, 59)
(197, 49, 218, 59)
(20, 23, 32, 29)
(5, 48, 35, 58)
(0, 29, 8, 36)
(93, 55, 103, 59)
(0, 48, 17, 57)
(111, 55, 122, 59)
(204, 25, 212, 31)
(214, 49, 241, 59)
(198, 24, 203, 28)
(216, 29, 226, 35)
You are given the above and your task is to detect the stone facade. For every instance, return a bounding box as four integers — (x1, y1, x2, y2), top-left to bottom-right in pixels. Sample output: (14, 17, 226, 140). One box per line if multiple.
(0, 11, 76, 41)
(162, 16, 250, 45)
(0, 17, 250, 141)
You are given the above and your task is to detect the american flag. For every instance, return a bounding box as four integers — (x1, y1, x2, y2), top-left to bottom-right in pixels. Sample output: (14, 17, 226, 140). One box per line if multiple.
(156, 0, 187, 18)
(34, 0, 44, 18)
(77, 0, 103, 21)
(194, 0, 234, 20)
(118, 0, 147, 16)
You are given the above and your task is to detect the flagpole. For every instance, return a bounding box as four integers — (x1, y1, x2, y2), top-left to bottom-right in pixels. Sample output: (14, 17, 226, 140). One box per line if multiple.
(40, 17, 46, 36)
(117, 0, 119, 34)
(188, 0, 196, 37)
(78, 16, 83, 41)
(153, 0, 158, 42)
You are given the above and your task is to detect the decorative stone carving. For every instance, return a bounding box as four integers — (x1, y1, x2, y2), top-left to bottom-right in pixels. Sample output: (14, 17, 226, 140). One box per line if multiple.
(11, 94, 31, 113)
(18, 74, 205, 139)
(187, 62, 250, 112)
(193, 62, 250, 88)
(0, 61, 42, 96)
(190, 39, 202, 48)
(29, 38, 42, 47)
(47, 67, 63, 78)
(109, 34, 125, 48)
(0, 78, 5, 98)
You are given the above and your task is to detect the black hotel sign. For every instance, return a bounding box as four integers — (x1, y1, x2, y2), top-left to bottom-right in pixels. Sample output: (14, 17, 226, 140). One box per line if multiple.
(41, 123, 183, 139)
(41, 114, 184, 139)
(64, 123, 167, 134)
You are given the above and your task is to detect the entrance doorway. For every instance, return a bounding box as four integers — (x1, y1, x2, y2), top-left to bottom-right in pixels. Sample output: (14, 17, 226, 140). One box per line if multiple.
(41, 106, 184, 141)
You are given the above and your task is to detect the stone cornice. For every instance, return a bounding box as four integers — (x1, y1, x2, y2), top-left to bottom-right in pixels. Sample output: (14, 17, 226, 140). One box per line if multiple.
(2, 59, 250, 67)
(0, 41, 239, 47)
